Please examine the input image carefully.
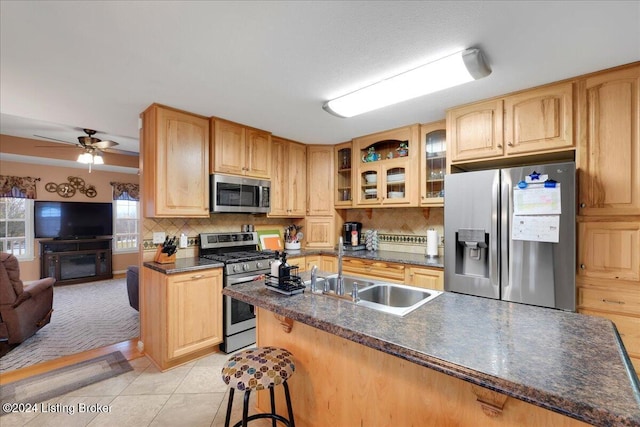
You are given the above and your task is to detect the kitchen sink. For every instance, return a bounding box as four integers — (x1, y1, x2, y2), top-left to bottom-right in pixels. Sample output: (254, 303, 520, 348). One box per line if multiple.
(356, 283, 442, 316)
(304, 274, 442, 317)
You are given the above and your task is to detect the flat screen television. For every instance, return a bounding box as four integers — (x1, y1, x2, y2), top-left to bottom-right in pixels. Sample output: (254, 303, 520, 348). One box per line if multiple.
(34, 201, 113, 239)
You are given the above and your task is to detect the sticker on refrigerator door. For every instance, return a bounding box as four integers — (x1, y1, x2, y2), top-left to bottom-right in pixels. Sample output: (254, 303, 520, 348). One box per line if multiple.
(513, 184, 561, 215)
(512, 215, 560, 243)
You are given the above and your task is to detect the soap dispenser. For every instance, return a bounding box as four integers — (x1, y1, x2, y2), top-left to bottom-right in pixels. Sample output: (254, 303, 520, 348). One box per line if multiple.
(270, 251, 281, 278)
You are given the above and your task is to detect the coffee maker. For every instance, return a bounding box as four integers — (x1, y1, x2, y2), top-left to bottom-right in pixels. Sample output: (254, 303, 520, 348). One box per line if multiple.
(343, 222, 364, 250)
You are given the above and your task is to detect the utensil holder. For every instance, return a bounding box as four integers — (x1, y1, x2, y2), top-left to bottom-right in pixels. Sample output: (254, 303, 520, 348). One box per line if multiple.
(154, 245, 176, 264)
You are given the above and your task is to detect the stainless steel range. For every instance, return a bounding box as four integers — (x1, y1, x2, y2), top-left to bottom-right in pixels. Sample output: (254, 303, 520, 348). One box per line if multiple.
(199, 232, 275, 353)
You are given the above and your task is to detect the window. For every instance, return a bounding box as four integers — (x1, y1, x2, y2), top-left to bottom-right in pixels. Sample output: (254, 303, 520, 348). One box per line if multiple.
(113, 199, 139, 253)
(0, 197, 34, 260)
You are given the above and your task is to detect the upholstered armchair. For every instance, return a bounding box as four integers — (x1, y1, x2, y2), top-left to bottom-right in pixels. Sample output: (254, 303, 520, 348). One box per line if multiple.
(0, 252, 55, 344)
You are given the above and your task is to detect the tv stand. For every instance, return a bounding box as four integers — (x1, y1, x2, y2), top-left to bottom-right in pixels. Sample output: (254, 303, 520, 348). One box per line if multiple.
(40, 238, 113, 285)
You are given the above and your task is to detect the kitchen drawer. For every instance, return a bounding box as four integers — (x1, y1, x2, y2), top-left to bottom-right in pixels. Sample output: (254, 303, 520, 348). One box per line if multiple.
(342, 258, 405, 282)
(578, 287, 640, 316)
(580, 309, 640, 363)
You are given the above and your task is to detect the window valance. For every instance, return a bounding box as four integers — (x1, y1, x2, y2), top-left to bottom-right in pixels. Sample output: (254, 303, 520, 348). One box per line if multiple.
(0, 175, 40, 199)
(110, 182, 140, 201)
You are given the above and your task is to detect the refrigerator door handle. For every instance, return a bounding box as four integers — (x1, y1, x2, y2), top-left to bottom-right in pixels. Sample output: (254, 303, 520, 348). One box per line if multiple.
(500, 171, 511, 295)
(490, 172, 500, 294)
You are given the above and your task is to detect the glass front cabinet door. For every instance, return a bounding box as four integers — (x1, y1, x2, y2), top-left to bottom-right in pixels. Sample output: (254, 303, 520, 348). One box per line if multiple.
(353, 125, 419, 207)
(335, 142, 353, 207)
(420, 121, 447, 207)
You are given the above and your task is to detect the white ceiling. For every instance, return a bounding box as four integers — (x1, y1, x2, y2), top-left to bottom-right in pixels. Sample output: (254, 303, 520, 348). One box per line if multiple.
(1, 1, 639, 154)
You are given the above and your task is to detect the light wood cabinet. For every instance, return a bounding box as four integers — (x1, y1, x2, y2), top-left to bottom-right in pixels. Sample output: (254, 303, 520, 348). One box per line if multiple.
(269, 137, 306, 217)
(578, 221, 640, 282)
(419, 120, 447, 207)
(578, 64, 640, 216)
(142, 267, 223, 370)
(303, 255, 337, 273)
(304, 217, 336, 249)
(306, 145, 334, 216)
(141, 104, 210, 217)
(287, 256, 306, 272)
(405, 266, 444, 290)
(211, 118, 271, 179)
(448, 82, 574, 163)
(341, 257, 405, 283)
(352, 125, 420, 207)
(334, 142, 353, 207)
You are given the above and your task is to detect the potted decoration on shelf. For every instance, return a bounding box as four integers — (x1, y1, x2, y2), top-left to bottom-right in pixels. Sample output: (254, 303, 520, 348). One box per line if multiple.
(362, 147, 381, 162)
(396, 141, 408, 157)
(284, 224, 303, 250)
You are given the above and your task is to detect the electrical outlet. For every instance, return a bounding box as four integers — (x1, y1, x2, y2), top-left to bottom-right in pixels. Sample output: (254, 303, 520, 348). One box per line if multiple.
(153, 232, 166, 244)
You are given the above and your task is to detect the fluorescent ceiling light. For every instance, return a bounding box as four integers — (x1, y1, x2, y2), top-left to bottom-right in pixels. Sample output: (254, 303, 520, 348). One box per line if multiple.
(323, 48, 491, 118)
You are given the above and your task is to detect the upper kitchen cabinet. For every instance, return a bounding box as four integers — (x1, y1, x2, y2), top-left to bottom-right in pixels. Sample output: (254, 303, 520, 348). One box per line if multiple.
(269, 137, 306, 217)
(334, 142, 353, 208)
(448, 82, 574, 163)
(307, 145, 335, 216)
(141, 104, 210, 218)
(578, 64, 640, 216)
(353, 125, 420, 207)
(420, 121, 446, 207)
(211, 118, 271, 179)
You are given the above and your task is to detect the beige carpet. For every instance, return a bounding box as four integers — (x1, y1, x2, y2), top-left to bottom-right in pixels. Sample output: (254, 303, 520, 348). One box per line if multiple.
(0, 278, 139, 373)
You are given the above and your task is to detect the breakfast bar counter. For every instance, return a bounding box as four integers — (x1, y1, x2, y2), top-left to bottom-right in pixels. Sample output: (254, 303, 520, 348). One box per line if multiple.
(224, 280, 640, 427)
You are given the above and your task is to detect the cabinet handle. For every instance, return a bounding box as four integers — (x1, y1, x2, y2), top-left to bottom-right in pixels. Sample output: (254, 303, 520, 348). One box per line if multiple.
(580, 264, 586, 269)
(602, 299, 625, 305)
(507, 142, 513, 147)
(191, 274, 205, 280)
(580, 203, 587, 208)
(497, 143, 502, 148)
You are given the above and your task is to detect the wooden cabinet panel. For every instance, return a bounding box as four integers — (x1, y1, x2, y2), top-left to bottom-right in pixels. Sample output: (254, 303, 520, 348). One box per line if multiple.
(142, 267, 223, 370)
(504, 82, 574, 154)
(270, 138, 306, 217)
(246, 128, 271, 178)
(578, 222, 640, 281)
(141, 104, 209, 217)
(321, 255, 337, 273)
(167, 269, 223, 359)
(334, 142, 353, 207)
(352, 125, 420, 207)
(307, 145, 334, 216)
(342, 258, 405, 282)
(578, 287, 640, 316)
(448, 99, 504, 162)
(304, 217, 335, 249)
(212, 118, 271, 179)
(420, 121, 446, 206)
(579, 65, 640, 215)
(405, 266, 443, 290)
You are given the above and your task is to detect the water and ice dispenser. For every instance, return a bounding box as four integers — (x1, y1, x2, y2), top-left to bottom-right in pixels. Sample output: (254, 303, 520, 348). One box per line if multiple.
(454, 229, 489, 278)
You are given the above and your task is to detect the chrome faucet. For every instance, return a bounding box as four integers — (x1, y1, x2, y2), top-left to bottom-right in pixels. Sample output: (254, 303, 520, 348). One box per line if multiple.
(310, 265, 321, 294)
(336, 236, 345, 296)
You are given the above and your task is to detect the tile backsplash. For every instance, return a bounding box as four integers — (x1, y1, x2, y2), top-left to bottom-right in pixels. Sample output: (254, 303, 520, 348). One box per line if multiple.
(346, 207, 444, 256)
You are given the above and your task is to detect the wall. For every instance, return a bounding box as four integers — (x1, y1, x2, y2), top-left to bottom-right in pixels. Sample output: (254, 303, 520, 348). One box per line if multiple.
(0, 159, 139, 280)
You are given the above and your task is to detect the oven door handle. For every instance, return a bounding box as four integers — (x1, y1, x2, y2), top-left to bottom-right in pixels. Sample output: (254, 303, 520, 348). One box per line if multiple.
(226, 274, 265, 286)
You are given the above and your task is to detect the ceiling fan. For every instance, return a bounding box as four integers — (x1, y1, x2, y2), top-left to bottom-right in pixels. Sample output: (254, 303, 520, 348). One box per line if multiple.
(35, 128, 124, 171)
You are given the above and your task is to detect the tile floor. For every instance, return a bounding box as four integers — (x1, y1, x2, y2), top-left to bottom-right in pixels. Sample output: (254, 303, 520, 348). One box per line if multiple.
(2, 350, 278, 427)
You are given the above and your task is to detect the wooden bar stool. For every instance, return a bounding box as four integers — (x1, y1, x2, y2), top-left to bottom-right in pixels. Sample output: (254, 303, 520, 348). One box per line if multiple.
(221, 346, 296, 427)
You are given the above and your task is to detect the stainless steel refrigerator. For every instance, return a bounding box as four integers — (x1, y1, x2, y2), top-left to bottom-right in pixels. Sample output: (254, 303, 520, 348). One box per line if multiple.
(444, 161, 576, 311)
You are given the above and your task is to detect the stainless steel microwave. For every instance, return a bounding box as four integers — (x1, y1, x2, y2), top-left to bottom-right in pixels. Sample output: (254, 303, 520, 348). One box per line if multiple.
(210, 174, 271, 214)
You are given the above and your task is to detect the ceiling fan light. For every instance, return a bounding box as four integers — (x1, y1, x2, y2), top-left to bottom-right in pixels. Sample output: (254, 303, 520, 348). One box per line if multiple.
(77, 152, 93, 164)
(323, 48, 491, 118)
(93, 152, 104, 165)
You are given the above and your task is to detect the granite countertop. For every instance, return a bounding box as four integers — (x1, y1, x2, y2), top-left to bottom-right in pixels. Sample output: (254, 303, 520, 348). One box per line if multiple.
(223, 280, 640, 427)
(286, 248, 444, 269)
(143, 257, 223, 274)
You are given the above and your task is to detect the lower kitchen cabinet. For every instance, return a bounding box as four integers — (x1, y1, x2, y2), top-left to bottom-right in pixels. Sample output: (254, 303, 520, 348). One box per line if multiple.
(142, 267, 223, 370)
(341, 258, 405, 283)
(405, 266, 444, 290)
(304, 255, 337, 273)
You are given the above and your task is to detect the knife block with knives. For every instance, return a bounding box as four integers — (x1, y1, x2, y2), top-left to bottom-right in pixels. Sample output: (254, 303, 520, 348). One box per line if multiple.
(154, 236, 177, 264)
